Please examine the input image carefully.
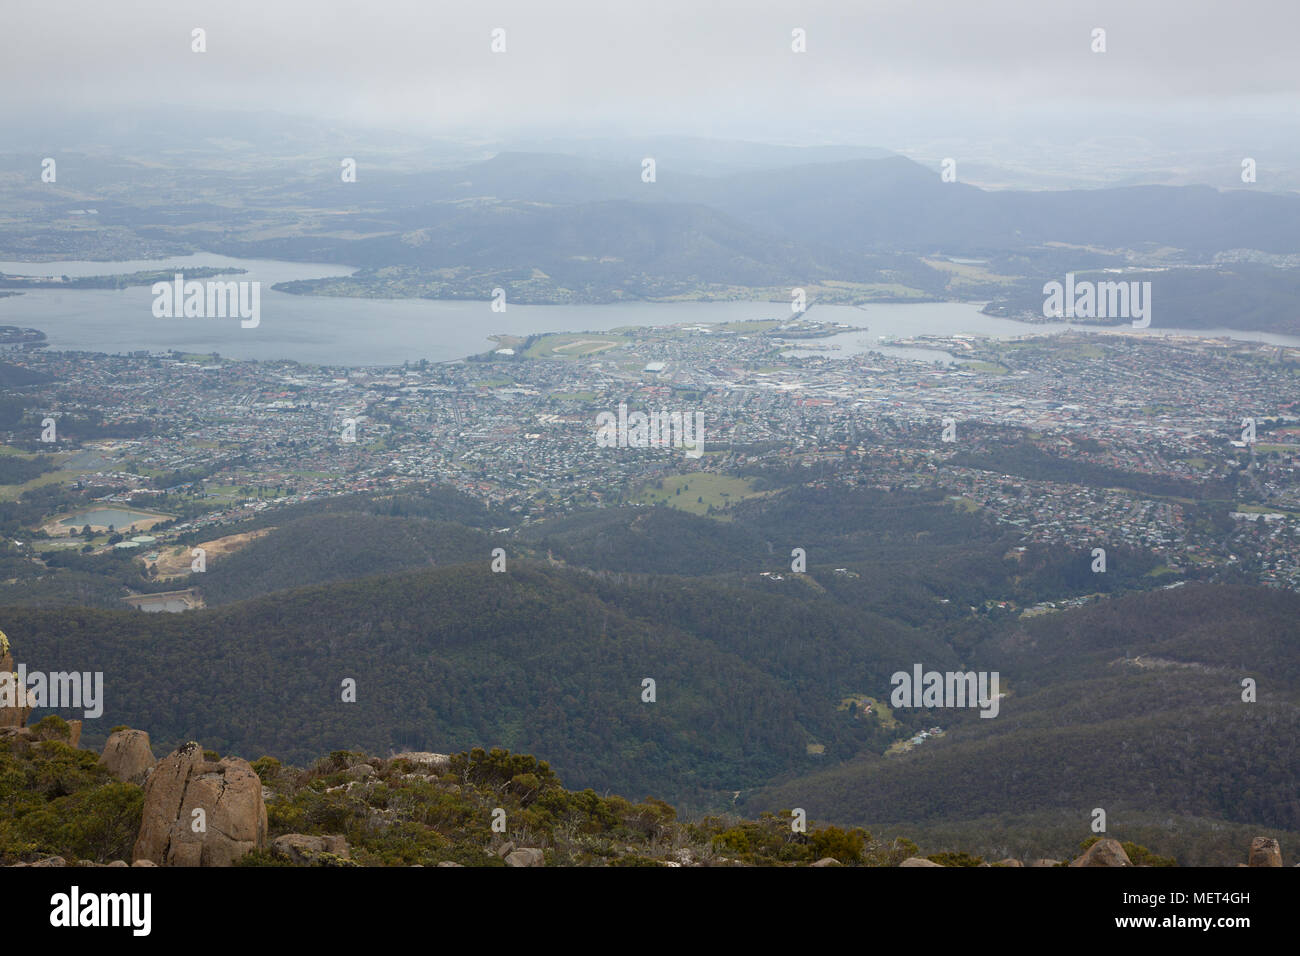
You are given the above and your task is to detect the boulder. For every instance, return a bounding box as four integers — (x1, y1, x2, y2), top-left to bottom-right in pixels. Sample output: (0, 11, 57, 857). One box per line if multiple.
(900, 856, 943, 867)
(133, 741, 267, 866)
(437, 861, 465, 867)
(1071, 839, 1132, 867)
(100, 729, 156, 783)
(496, 841, 516, 859)
(272, 834, 351, 865)
(1029, 858, 1062, 867)
(997, 858, 1024, 867)
(1248, 837, 1282, 867)
(810, 857, 843, 867)
(504, 848, 545, 867)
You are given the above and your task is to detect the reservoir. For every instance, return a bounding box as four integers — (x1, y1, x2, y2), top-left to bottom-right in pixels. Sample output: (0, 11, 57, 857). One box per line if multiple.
(57, 508, 169, 531)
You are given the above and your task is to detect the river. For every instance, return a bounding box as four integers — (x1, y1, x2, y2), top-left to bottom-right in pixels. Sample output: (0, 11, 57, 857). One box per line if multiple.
(3, 255, 1297, 367)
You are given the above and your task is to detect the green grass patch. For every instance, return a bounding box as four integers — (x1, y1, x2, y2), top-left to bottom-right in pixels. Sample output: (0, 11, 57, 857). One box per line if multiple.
(0, 469, 86, 501)
(549, 391, 599, 402)
(1144, 565, 1181, 578)
(836, 695, 899, 730)
(524, 334, 629, 359)
(635, 474, 763, 516)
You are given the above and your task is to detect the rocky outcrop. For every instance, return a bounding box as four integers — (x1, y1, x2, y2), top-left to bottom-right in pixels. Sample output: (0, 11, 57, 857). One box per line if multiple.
(389, 752, 451, 774)
(0, 630, 32, 730)
(132, 742, 267, 866)
(504, 847, 545, 867)
(996, 858, 1024, 867)
(899, 856, 943, 867)
(810, 857, 843, 867)
(1071, 839, 1132, 867)
(272, 834, 351, 865)
(8, 856, 67, 867)
(1248, 837, 1282, 867)
(100, 729, 156, 783)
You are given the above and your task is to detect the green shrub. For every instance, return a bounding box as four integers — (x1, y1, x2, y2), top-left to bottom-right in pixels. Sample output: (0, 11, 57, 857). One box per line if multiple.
(810, 825, 869, 864)
(31, 715, 71, 741)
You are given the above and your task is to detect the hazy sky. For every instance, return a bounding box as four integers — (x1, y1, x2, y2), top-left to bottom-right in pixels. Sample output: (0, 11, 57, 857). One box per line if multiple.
(6, 0, 1299, 143)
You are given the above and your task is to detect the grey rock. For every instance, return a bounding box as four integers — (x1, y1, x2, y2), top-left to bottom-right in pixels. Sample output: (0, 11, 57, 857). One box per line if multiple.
(504, 848, 545, 867)
(272, 833, 351, 865)
(99, 729, 156, 784)
(133, 741, 267, 866)
(1071, 839, 1132, 867)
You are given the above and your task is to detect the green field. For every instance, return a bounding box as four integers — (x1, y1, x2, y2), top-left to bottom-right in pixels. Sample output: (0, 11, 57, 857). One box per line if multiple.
(204, 484, 291, 503)
(1234, 502, 1300, 518)
(837, 695, 900, 731)
(635, 473, 763, 515)
(704, 319, 782, 334)
(549, 391, 599, 402)
(0, 468, 86, 501)
(524, 333, 629, 359)
(1144, 565, 1182, 578)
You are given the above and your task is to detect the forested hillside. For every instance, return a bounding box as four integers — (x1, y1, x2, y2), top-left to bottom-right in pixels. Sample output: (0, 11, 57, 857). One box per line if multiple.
(749, 583, 1300, 864)
(1, 483, 1292, 860)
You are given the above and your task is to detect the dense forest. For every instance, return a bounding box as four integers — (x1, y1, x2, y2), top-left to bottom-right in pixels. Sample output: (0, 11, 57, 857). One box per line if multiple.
(0, 482, 1293, 861)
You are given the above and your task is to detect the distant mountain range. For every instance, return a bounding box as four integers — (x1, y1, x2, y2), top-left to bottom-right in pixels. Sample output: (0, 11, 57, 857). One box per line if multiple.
(5, 121, 1300, 328)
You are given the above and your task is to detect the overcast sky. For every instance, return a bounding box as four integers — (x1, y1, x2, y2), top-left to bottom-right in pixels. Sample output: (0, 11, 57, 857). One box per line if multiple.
(5, 0, 1298, 144)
